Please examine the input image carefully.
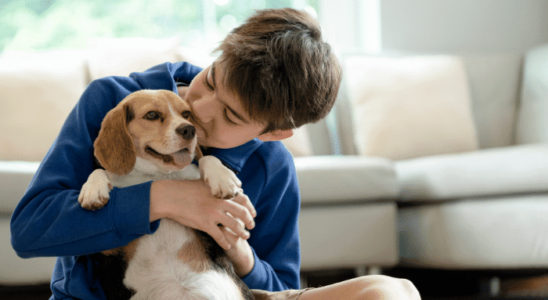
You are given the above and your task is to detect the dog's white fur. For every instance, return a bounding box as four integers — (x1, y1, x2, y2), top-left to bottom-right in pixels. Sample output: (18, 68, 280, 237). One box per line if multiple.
(78, 90, 245, 300)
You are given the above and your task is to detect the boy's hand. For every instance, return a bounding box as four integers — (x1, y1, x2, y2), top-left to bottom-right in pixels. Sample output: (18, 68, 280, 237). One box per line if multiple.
(221, 222, 255, 277)
(150, 180, 256, 250)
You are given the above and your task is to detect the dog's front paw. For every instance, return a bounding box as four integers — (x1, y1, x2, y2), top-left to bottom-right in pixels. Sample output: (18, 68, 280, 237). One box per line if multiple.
(200, 156, 242, 199)
(78, 169, 113, 210)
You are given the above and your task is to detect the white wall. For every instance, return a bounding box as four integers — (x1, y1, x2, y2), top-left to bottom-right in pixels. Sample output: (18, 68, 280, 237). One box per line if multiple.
(381, 0, 548, 53)
(319, 0, 381, 53)
(319, 0, 548, 54)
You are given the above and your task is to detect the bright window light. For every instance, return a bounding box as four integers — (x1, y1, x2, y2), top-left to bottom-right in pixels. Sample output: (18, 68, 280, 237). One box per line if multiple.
(0, 0, 320, 53)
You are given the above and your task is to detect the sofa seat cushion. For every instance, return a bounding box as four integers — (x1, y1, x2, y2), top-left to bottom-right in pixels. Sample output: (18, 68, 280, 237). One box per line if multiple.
(295, 156, 398, 204)
(0, 161, 40, 213)
(395, 144, 548, 201)
(399, 194, 548, 269)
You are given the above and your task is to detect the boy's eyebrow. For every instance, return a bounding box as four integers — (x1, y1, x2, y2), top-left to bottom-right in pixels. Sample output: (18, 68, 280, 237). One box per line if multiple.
(211, 62, 249, 124)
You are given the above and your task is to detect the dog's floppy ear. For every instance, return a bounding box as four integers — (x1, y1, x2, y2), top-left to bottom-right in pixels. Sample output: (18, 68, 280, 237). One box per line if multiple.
(94, 102, 136, 175)
(194, 145, 204, 162)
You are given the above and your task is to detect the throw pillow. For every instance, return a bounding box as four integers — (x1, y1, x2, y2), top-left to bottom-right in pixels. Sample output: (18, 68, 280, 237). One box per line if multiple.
(0, 50, 87, 161)
(281, 126, 313, 157)
(87, 37, 180, 80)
(344, 55, 479, 160)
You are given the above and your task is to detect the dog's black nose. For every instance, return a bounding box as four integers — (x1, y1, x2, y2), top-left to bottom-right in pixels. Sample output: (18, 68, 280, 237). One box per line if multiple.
(176, 124, 196, 140)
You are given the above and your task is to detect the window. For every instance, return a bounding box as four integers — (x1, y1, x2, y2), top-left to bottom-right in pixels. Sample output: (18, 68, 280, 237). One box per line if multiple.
(0, 0, 319, 53)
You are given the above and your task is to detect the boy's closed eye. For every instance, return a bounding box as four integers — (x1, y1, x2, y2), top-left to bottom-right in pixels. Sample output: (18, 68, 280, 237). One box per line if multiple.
(205, 70, 238, 126)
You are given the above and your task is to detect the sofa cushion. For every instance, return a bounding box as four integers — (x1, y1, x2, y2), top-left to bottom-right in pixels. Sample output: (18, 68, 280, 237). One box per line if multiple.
(281, 126, 313, 157)
(295, 156, 398, 204)
(176, 46, 216, 69)
(516, 44, 548, 144)
(87, 37, 180, 80)
(0, 217, 57, 284)
(343, 55, 479, 160)
(461, 53, 523, 149)
(0, 50, 87, 161)
(399, 194, 548, 269)
(396, 144, 548, 201)
(0, 161, 39, 213)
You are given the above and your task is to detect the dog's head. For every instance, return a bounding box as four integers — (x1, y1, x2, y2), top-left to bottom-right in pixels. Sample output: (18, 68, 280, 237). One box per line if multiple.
(94, 89, 203, 175)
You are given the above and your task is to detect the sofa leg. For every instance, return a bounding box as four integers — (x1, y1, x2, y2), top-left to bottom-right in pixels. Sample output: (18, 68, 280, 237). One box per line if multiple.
(355, 266, 382, 277)
(368, 266, 382, 275)
(300, 273, 309, 288)
(479, 276, 501, 297)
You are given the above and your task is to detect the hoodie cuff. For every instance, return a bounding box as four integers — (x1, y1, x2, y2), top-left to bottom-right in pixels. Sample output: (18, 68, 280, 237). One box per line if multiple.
(241, 248, 268, 290)
(110, 181, 160, 242)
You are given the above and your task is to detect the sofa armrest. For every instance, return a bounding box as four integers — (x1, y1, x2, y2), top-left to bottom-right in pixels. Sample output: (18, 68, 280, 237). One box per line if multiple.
(295, 155, 398, 205)
(0, 161, 40, 214)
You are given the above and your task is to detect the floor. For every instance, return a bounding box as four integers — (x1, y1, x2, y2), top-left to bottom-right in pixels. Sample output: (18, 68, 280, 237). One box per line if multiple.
(2, 268, 547, 300)
(0, 284, 51, 300)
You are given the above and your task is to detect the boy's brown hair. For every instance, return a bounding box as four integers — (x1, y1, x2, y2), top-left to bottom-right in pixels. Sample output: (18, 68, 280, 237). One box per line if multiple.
(215, 8, 342, 133)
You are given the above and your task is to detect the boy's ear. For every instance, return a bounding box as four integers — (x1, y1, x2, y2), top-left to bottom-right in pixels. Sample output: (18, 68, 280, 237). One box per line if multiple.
(258, 129, 294, 142)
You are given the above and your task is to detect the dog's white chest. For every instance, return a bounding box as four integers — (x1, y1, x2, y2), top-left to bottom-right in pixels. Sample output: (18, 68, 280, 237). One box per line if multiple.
(123, 219, 243, 300)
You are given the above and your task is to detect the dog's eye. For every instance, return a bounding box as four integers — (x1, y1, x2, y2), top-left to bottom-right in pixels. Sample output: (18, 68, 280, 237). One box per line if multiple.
(145, 111, 160, 120)
(182, 111, 191, 119)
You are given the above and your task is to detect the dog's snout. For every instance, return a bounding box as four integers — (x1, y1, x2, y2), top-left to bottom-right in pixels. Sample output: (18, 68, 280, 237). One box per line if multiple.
(176, 124, 196, 140)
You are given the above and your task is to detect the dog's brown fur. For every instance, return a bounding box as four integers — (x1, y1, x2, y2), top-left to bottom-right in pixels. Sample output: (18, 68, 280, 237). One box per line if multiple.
(95, 90, 202, 176)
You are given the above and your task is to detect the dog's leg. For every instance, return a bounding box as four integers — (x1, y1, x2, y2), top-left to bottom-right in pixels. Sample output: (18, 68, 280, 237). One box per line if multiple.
(199, 156, 242, 199)
(78, 169, 113, 210)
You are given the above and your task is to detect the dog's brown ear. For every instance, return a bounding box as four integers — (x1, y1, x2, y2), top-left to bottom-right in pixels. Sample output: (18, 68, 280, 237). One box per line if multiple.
(94, 103, 136, 175)
(194, 145, 204, 162)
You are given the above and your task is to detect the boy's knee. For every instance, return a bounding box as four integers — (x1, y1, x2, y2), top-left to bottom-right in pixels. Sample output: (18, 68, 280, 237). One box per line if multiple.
(356, 275, 421, 300)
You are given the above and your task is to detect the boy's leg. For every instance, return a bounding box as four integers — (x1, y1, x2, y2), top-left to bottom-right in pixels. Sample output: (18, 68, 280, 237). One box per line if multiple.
(297, 276, 421, 300)
(252, 275, 420, 300)
(251, 289, 307, 300)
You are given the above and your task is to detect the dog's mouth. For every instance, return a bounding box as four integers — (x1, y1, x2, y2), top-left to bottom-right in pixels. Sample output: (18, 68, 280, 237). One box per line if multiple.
(145, 146, 192, 167)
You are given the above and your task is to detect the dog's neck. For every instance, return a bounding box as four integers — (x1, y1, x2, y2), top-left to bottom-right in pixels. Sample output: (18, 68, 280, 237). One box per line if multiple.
(106, 157, 201, 188)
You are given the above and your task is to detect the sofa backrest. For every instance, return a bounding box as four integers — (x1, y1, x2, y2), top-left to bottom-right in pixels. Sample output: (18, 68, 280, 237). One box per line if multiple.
(460, 53, 523, 149)
(330, 51, 526, 159)
(515, 44, 548, 145)
(0, 42, 534, 161)
(0, 50, 88, 162)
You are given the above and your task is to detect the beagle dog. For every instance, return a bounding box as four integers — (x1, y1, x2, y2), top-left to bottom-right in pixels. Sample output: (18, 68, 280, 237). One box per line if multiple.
(78, 90, 254, 300)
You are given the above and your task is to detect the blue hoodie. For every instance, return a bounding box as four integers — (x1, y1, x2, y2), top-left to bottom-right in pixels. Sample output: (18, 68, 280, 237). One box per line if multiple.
(10, 62, 301, 299)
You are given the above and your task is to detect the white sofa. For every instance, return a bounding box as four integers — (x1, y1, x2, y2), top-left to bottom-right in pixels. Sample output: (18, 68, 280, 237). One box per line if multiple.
(299, 44, 548, 292)
(1, 38, 547, 289)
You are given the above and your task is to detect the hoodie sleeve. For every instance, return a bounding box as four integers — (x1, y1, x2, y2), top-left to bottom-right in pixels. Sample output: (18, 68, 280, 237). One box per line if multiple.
(10, 62, 202, 258)
(239, 143, 302, 291)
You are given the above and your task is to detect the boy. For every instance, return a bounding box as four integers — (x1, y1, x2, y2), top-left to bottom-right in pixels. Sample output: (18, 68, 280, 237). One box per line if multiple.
(11, 8, 419, 300)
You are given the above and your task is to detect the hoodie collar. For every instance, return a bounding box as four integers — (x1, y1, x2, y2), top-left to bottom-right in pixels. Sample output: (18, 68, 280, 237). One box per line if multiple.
(205, 139, 264, 174)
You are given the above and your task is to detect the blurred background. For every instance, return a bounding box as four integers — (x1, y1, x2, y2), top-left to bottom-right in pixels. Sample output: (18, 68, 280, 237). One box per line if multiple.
(2, 1, 548, 300)
(1, 0, 548, 55)
(0, 0, 319, 53)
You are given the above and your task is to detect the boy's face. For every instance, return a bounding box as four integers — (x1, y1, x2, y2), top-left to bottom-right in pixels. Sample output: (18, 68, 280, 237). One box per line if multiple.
(181, 61, 293, 149)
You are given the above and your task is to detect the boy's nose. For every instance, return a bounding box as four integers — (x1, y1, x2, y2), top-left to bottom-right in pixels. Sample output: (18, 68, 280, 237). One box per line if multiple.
(191, 96, 215, 124)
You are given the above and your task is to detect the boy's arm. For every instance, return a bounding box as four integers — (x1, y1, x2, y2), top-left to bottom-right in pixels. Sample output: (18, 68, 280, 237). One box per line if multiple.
(238, 146, 302, 291)
(10, 77, 152, 257)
